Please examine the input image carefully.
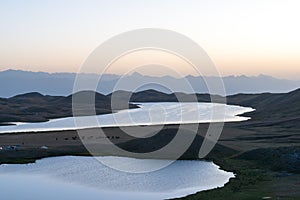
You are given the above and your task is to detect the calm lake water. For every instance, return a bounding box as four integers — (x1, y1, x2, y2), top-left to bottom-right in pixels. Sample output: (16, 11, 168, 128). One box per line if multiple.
(0, 156, 234, 200)
(0, 102, 254, 133)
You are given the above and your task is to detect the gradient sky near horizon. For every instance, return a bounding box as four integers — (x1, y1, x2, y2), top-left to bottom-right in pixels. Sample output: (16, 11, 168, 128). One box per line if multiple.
(0, 0, 299, 79)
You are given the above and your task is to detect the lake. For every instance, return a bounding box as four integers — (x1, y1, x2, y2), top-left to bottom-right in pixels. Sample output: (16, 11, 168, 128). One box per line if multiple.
(0, 156, 234, 200)
(0, 102, 254, 133)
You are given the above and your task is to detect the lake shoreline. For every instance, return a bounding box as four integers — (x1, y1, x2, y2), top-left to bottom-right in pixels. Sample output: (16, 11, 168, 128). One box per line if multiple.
(0, 102, 254, 134)
(1, 120, 299, 199)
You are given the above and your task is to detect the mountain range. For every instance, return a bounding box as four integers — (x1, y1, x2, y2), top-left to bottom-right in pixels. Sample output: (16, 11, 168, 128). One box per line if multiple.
(0, 69, 299, 97)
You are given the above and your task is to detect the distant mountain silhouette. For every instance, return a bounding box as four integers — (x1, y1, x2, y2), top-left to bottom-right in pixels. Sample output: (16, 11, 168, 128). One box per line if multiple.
(0, 69, 299, 97)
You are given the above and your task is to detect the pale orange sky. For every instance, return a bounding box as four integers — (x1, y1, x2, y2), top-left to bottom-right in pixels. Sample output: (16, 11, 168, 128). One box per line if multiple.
(0, 0, 299, 80)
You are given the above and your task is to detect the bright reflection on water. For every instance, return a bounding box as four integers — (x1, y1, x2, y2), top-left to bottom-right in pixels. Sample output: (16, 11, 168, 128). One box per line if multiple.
(0, 156, 234, 200)
(0, 102, 254, 133)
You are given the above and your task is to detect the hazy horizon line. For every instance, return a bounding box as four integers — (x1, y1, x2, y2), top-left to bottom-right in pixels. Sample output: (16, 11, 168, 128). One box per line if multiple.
(1, 68, 299, 81)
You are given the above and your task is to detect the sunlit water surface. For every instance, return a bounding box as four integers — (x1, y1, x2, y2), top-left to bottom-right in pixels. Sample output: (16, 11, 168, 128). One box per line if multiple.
(0, 156, 234, 200)
(0, 102, 254, 133)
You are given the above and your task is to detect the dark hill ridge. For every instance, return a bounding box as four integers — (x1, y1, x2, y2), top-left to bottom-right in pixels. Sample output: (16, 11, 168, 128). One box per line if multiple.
(226, 88, 300, 121)
(0, 91, 138, 123)
(109, 89, 213, 103)
(0, 88, 299, 124)
(117, 126, 237, 159)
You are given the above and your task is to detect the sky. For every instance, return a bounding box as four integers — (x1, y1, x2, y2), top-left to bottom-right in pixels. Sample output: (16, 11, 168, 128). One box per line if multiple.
(0, 0, 299, 79)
